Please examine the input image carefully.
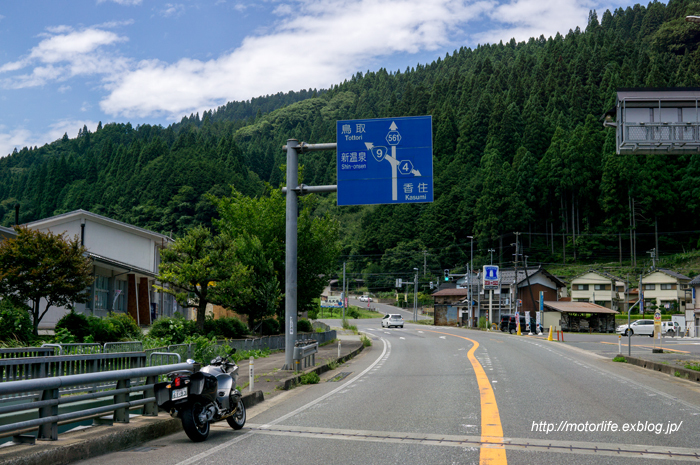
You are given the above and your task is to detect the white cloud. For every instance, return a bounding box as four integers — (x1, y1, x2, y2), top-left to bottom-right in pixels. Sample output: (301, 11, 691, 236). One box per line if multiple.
(0, 26, 130, 88)
(58, 85, 71, 93)
(101, 0, 495, 118)
(0, 120, 99, 158)
(475, 0, 597, 44)
(97, 0, 142, 5)
(161, 3, 186, 17)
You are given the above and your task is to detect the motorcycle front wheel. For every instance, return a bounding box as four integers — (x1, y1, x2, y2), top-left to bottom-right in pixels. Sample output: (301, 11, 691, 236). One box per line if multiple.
(181, 401, 210, 442)
(226, 398, 246, 430)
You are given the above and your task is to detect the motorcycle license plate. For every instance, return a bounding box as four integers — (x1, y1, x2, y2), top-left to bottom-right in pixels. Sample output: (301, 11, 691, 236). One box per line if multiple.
(171, 387, 188, 400)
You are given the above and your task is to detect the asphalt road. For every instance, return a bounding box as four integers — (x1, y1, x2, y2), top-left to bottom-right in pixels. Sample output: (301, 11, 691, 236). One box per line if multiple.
(75, 322, 700, 465)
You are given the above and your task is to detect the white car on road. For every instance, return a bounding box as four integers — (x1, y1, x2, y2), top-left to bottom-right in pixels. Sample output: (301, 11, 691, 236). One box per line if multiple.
(358, 295, 372, 302)
(381, 314, 404, 328)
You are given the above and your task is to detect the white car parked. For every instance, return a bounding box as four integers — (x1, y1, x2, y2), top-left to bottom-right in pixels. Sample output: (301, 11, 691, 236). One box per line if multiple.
(661, 321, 681, 336)
(616, 319, 655, 337)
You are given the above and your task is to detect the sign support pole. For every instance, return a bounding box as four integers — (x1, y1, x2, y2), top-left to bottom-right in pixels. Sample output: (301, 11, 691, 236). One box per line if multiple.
(282, 140, 338, 370)
(283, 139, 300, 370)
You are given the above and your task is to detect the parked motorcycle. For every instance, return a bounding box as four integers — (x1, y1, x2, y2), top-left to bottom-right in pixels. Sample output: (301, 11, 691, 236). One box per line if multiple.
(154, 348, 246, 442)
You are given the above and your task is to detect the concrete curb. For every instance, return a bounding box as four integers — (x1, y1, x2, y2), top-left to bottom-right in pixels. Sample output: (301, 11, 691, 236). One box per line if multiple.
(622, 356, 700, 383)
(280, 343, 365, 390)
(0, 390, 265, 465)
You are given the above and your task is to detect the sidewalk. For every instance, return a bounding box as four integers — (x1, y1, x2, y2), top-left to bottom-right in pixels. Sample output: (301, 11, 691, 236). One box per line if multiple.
(616, 350, 700, 383)
(0, 331, 365, 465)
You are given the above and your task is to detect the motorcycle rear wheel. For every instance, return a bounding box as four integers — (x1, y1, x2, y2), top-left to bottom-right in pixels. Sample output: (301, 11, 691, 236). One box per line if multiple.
(226, 398, 246, 430)
(182, 402, 210, 442)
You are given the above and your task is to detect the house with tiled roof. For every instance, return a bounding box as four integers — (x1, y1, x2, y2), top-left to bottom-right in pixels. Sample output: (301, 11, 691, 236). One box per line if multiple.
(570, 271, 627, 311)
(640, 268, 692, 313)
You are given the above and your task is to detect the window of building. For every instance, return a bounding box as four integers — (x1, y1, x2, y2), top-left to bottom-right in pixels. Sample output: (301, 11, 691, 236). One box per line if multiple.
(575, 284, 589, 290)
(644, 284, 655, 290)
(660, 284, 674, 290)
(594, 284, 608, 291)
(94, 275, 109, 310)
(114, 280, 127, 312)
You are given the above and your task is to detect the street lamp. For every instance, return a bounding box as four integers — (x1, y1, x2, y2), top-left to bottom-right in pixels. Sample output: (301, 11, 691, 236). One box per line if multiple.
(686, 15, 700, 23)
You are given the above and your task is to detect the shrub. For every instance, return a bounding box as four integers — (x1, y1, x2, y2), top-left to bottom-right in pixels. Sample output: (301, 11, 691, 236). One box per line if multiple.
(361, 334, 372, 347)
(299, 371, 320, 384)
(0, 299, 33, 344)
(260, 318, 279, 335)
(346, 308, 360, 319)
(297, 318, 313, 333)
(148, 315, 193, 344)
(307, 308, 319, 319)
(612, 355, 627, 363)
(207, 317, 248, 339)
(107, 313, 141, 340)
(55, 310, 91, 342)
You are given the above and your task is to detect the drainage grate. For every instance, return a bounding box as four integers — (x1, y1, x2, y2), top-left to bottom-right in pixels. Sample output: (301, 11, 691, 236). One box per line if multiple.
(328, 372, 352, 382)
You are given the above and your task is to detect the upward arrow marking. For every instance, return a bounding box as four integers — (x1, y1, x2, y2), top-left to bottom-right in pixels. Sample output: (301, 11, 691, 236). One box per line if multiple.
(389, 121, 398, 131)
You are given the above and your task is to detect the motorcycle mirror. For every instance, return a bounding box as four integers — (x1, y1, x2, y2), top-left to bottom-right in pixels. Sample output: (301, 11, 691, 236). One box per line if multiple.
(186, 359, 195, 365)
(228, 346, 237, 354)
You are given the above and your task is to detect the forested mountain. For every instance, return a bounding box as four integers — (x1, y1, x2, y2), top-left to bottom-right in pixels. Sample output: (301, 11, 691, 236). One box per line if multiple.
(2, 0, 700, 286)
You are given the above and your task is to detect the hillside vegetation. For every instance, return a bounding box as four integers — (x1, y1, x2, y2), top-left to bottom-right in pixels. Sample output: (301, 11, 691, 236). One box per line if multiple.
(2, 0, 700, 290)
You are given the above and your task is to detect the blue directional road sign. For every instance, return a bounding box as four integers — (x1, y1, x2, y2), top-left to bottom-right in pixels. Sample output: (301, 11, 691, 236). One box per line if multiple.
(337, 116, 433, 206)
(483, 265, 500, 290)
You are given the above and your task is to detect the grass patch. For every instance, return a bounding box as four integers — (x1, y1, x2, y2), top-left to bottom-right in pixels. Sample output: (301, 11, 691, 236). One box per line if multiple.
(342, 319, 358, 334)
(412, 319, 434, 325)
(318, 306, 382, 319)
(361, 334, 372, 347)
(319, 338, 338, 347)
(299, 372, 320, 385)
(684, 362, 700, 371)
(612, 355, 627, 363)
(326, 359, 339, 370)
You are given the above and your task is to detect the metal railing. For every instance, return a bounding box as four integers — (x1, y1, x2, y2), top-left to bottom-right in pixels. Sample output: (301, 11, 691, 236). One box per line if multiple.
(293, 340, 318, 370)
(0, 352, 148, 404)
(0, 362, 194, 443)
(620, 122, 700, 153)
(104, 341, 143, 353)
(0, 347, 55, 359)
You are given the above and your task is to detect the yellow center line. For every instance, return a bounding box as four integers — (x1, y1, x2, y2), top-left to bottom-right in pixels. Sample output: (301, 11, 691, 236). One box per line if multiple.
(423, 329, 507, 465)
(598, 341, 690, 353)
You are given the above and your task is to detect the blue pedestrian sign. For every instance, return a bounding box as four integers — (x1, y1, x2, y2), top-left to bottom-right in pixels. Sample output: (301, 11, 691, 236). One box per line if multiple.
(483, 265, 500, 290)
(337, 116, 433, 206)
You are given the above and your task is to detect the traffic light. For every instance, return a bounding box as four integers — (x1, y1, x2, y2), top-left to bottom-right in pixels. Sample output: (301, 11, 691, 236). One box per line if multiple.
(444, 269, 449, 281)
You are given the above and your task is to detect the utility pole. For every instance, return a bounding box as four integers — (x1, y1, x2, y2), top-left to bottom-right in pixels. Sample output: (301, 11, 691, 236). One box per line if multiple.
(647, 248, 656, 271)
(488, 248, 495, 265)
(513, 232, 520, 318)
(423, 250, 427, 276)
(468, 235, 474, 327)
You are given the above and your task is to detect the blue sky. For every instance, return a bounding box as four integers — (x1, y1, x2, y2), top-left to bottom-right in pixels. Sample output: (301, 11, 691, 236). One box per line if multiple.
(0, 0, 638, 157)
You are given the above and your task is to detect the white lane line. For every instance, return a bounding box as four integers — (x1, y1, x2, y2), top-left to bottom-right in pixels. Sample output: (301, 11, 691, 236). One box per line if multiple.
(175, 338, 391, 465)
(439, 336, 446, 339)
(399, 337, 405, 340)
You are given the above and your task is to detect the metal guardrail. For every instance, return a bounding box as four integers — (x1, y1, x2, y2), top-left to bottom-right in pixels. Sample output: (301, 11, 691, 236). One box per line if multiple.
(148, 352, 181, 366)
(292, 340, 318, 370)
(0, 362, 194, 443)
